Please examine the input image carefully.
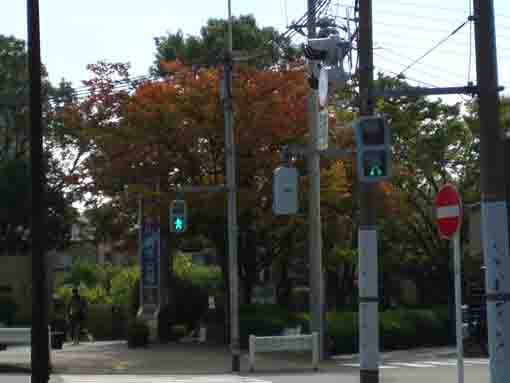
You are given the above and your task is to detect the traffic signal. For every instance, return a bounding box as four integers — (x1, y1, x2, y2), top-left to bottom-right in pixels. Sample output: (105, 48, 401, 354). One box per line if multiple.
(170, 199, 187, 233)
(273, 166, 299, 215)
(354, 116, 392, 183)
(305, 34, 350, 89)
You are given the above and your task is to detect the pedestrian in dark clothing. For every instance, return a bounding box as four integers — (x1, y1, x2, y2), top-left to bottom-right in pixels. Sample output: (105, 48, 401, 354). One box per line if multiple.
(68, 288, 87, 345)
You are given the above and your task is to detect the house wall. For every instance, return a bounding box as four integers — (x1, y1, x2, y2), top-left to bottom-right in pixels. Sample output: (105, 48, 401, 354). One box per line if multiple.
(0, 254, 54, 322)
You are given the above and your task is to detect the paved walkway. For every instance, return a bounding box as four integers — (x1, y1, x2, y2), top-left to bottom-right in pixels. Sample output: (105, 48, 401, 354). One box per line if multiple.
(0, 341, 320, 375)
(0, 341, 474, 376)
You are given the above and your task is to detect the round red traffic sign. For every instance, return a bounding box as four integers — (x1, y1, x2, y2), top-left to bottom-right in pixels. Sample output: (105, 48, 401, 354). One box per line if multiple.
(435, 184, 462, 240)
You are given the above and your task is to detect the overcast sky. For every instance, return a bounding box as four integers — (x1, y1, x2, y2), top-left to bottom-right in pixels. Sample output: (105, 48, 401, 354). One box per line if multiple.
(1, 1, 510, 95)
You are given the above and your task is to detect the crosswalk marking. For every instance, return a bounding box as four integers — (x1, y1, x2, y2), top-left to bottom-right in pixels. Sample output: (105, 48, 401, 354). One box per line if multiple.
(58, 375, 272, 383)
(425, 361, 458, 366)
(390, 362, 435, 368)
(338, 358, 489, 370)
(341, 363, 398, 369)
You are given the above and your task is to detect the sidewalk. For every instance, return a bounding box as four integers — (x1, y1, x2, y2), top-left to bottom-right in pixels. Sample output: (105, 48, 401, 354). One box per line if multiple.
(0, 341, 459, 375)
(0, 341, 321, 375)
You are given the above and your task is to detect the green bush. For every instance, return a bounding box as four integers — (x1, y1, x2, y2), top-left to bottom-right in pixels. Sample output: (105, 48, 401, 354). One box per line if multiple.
(237, 305, 450, 354)
(239, 304, 302, 348)
(127, 319, 149, 348)
(380, 310, 417, 349)
(402, 309, 449, 347)
(174, 256, 223, 292)
(326, 308, 451, 354)
(86, 304, 114, 340)
(157, 276, 209, 341)
(157, 304, 178, 341)
(0, 296, 17, 325)
(171, 276, 208, 328)
(110, 267, 140, 307)
(326, 311, 358, 354)
(240, 315, 287, 348)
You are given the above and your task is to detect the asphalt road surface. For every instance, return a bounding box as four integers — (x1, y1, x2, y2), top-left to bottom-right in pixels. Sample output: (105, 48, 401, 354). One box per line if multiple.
(2, 359, 490, 383)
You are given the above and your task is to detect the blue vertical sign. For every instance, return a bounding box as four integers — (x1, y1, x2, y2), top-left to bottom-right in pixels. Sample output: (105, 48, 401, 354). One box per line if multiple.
(141, 218, 160, 289)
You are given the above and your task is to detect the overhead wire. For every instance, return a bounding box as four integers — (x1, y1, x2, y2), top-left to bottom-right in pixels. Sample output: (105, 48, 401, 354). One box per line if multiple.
(399, 19, 470, 74)
(374, 53, 464, 86)
(48, 1, 334, 103)
(285, 0, 332, 41)
(374, 66, 439, 88)
(337, 0, 510, 20)
(374, 46, 468, 82)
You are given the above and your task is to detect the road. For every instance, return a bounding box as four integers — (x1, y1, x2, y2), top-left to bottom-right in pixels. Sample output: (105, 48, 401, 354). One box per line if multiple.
(1, 356, 490, 383)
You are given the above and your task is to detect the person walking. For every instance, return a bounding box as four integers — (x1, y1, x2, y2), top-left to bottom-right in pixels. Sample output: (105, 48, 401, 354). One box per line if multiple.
(68, 288, 87, 345)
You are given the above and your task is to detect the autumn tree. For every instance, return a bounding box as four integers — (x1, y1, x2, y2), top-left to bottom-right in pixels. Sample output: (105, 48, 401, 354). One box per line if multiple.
(71, 59, 323, 304)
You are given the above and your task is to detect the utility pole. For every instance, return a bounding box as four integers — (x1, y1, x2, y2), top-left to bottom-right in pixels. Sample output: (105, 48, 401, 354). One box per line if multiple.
(307, 0, 325, 360)
(28, 1, 49, 382)
(224, 0, 240, 372)
(358, 1, 379, 383)
(473, 1, 510, 382)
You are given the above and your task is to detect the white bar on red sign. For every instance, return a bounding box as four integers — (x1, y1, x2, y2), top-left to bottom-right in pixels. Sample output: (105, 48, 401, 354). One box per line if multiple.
(437, 205, 460, 219)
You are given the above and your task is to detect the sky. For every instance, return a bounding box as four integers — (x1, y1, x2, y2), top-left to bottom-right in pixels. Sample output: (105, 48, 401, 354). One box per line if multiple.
(1, 0, 510, 96)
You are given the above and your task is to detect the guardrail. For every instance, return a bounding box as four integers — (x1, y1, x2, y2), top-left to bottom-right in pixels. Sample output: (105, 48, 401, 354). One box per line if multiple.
(248, 332, 319, 372)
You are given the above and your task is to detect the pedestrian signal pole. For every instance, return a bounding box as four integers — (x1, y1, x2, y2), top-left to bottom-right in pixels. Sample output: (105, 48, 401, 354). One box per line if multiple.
(358, 1, 380, 383)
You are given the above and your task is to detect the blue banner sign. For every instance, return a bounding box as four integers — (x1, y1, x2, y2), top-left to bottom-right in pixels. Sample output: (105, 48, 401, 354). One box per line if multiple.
(141, 218, 160, 289)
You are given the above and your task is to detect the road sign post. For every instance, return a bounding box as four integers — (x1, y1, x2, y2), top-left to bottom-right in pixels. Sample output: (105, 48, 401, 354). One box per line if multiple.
(435, 184, 464, 383)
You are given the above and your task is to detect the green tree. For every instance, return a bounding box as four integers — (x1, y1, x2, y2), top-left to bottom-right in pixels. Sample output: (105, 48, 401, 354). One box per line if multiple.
(0, 34, 83, 252)
(374, 73, 479, 306)
(152, 14, 298, 74)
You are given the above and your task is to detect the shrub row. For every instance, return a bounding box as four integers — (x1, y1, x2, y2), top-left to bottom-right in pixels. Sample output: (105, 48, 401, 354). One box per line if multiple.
(239, 304, 452, 354)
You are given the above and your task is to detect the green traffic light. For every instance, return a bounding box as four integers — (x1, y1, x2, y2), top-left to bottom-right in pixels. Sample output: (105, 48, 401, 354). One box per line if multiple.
(174, 217, 184, 231)
(369, 165, 383, 177)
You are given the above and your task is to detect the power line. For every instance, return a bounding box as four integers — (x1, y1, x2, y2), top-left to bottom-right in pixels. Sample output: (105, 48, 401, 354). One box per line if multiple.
(285, 0, 332, 41)
(338, 0, 510, 19)
(374, 65, 439, 88)
(375, 46, 468, 82)
(374, 53, 465, 85)
(399, 19, 469, 74)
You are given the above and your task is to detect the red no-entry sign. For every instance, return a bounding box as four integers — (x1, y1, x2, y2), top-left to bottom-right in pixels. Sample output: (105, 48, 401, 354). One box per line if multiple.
(435, 184, 462, 240)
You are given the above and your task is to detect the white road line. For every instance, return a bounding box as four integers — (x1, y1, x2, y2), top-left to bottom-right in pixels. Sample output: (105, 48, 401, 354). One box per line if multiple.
(465, 359, 490, 365)
(388, 362, 436, 368)
(58, 375, 272, 383)
(340, 363, 397, 369)
(425, 361, 458, 366)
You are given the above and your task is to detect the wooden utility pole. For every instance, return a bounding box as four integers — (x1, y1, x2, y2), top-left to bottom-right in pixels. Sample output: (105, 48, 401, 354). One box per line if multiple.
(306, 0, 325, 360)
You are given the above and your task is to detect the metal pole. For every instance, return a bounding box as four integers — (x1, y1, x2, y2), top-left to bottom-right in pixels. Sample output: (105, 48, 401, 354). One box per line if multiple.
(225, 0, 240, 372)
(307, 0, 324, 360)
(453, 233, 465, 383)
(473, 1, 510, 383)
(28, 1, 49, 382)
(358, 1, 379, 383)
(138, 196, 144, 310)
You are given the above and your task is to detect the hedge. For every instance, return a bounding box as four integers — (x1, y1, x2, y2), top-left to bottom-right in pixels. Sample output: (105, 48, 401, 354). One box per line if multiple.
(86, 304, 129, 340)
(238, 304, 452, 354)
